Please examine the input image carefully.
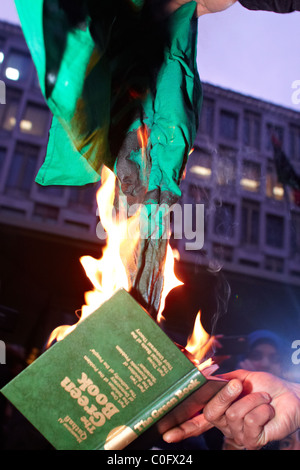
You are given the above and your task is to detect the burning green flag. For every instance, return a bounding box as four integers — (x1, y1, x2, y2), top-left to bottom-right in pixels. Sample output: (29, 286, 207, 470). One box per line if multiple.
(14, 0, 202, 316)
(14, 0, 202, 206)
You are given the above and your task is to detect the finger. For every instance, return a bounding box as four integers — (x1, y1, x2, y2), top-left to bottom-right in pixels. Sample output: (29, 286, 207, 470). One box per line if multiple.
(225, 393, 272, 446)
(203, 379, 243, 428)
(162, 413, 213, 443)
(243, 403, 275, 450)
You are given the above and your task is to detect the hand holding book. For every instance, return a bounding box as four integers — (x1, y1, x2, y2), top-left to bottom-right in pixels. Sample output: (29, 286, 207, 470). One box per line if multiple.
(162, 369, 300, 450)
(1, 290, 226, 450)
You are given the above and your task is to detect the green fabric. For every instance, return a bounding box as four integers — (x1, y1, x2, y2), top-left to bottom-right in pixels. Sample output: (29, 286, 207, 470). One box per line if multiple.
(14, 0, 202, 203)
(37, 117, 100, 185)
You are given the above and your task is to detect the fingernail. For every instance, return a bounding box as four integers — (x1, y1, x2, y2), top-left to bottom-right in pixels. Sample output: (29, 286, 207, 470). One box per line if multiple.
(261, 392, 271, 402)
(227, 380, 241, 396)
(163, 432, 174, 443)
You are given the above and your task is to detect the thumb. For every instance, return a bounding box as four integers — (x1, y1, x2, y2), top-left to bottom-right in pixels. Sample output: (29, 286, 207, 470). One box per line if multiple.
(162, 413, 213, 443)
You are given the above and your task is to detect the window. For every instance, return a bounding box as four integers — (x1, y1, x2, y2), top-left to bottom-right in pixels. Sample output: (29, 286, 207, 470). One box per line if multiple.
(290, 212, 300, 256)
(266, 162, 284, 200)
(243, 111, 261, 149)
(0, 206, 26, 219)
(266, 214, 284, 248)
(4, 49, 31, 82)
(241, 199, 260, 246)
(240, 160, 261, 192)
(33, 204, 59, 223)
(20, 103, 50, 137)
(64, 220, 90, 232)
(199, 98, 214, 137)
(213, 243, 233, 263)
(239, 258, 259, 268)
(0, 88, 21, 131)
(6, 143, 39, 196)
(266, 123, 284, 151)
(68, 184, 98, 210)
(289, 125, 300, 161)
(214, 202, 235, 238)
(37, 184, 65, 198)
(219, 110, 238, 141)
(216, 146, 236, 186)
(265, 256, 284, 273)
(189, 149, 212, 179)
(188, 185, 210, 204)
(0, 147, 5, 174)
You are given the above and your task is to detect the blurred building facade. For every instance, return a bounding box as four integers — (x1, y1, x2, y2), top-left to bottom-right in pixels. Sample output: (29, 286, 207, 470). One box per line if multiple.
(1, 20, 300, 358)
(0, 21, 101, 353)
(179, 82, 300, 286)
(0, 21, 100, 242)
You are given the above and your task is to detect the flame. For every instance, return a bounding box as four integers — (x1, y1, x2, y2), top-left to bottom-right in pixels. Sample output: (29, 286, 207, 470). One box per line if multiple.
(79, 165, 138, 319)
(170, 311, 215, 373)
(46, 128, 212, 370)
(46, 324, 76, 347)
(185, 311, 211, 364)
(157, 248, 213, 369)
(157, 244, 183, 323)
(46, 165, 141, 347)
(137, 125, 148, 152)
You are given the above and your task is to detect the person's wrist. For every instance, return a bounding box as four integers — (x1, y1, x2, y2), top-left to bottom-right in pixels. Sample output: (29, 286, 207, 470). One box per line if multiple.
(222, 437, 246, 450)
(289, 382, 300, 429)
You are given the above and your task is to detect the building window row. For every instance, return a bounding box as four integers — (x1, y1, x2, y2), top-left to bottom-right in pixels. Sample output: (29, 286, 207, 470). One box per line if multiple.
(214, 201, 287, 250)
(199, 97, 300, 160)
(189, 152, 286, 201)
(0, 143, 99, 212)
(0, 87, 50, 137)
(0, 201, 95, 234)
(241, 200, 259, 246)
(186, 185, 299, 252)
(5, 143, 38, 197)
(0, 41, 33, 85)
(243, 110, 261, 150)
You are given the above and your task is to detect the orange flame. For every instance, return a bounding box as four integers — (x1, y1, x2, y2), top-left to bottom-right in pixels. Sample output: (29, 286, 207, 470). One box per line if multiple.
(79, 165, 139, 319)
(185, 311, 210, 361)
(47, 128, 211, 367)
(47, 165, 140, 347)
(157, 244, 183, 323)
(137, 125, 148, 152)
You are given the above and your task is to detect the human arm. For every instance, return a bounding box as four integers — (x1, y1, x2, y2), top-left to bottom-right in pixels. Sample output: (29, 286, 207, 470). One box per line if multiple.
(239, 0, 300, 13)
(162, 370, 300, 450)
(167, 0, 237, 16)
(168, 0, 300, 16)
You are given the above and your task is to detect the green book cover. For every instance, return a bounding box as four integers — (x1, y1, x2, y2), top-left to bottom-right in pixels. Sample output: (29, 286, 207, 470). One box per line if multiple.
(1, 289, 223, 450)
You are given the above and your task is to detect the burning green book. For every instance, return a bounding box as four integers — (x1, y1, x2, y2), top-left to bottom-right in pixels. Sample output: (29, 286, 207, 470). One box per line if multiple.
(1, 289, 225, 450)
